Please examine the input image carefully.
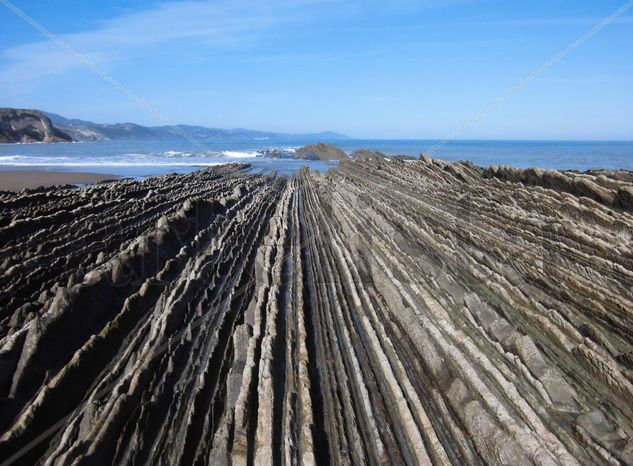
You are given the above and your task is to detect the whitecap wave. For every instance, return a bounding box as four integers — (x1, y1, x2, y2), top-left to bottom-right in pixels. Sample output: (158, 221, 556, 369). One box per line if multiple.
(0, 160, 222, 167)
(121, 150, 261, 159)
(222, 150, 258, 159)
(163, 150, 196, 157)
(123, 151, 200, 158)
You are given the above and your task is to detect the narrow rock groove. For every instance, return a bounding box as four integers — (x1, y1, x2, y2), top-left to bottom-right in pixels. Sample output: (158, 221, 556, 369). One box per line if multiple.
(1, 159, 632, 465)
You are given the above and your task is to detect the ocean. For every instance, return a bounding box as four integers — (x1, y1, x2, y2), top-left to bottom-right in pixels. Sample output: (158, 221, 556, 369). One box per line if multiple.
(0, 139, 632, 178)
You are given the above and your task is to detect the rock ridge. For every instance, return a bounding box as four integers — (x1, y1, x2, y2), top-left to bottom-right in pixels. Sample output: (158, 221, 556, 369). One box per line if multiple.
(0, 158, 632, 464)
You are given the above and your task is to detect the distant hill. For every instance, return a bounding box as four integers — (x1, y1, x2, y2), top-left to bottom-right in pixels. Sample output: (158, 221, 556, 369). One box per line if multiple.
(44, 112, 350, 142)
(0, 108, 72, 143)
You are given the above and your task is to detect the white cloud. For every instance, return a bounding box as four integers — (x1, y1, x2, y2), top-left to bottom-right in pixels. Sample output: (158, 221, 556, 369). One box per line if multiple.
(0, 0, 491, 92)
(0, 0, 343, 89)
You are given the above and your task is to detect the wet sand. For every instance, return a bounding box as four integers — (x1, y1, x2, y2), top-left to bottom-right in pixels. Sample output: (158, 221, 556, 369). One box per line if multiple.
(0, 170, 119, 191)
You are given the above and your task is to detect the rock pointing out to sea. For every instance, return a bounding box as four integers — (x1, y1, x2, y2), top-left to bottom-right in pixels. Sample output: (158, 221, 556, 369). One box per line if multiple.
(294, 142, 350, 161)
(1, 158, 633, 464)
(0, 109, 72, 143)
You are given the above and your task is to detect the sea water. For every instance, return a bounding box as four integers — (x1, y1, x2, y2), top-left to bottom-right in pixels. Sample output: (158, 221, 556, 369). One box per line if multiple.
(0, 139, 631, 178)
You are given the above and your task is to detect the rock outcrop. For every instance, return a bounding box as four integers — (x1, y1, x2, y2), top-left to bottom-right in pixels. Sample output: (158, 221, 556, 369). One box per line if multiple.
(0, 109, 72, 143)
(1, 159, 633, 465)
(295, 143, 350, 161)
(484, 164, 633, 213)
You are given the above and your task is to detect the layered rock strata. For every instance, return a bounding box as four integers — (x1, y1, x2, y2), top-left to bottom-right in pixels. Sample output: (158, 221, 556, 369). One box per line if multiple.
(294, 143, 350, 161)
(0, 109, 72, 143)
(1, 159, 632, 465)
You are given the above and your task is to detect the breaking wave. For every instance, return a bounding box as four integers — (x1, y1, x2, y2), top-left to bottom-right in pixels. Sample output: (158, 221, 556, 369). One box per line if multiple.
(221, 150, 259, 158)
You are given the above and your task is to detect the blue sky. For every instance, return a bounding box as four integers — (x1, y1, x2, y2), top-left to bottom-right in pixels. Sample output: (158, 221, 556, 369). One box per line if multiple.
(1, 0, 632, 139)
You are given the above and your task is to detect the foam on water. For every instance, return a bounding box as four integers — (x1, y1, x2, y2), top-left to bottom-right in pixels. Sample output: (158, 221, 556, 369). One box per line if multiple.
(222, 150, 259, 158)
(0, 160, 222, 167)
(0, 139, 631, 178)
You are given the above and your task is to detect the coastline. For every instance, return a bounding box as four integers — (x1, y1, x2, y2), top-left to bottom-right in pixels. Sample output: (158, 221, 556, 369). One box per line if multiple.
(0, 170, 119, 191)
(2, 140, 633, 177)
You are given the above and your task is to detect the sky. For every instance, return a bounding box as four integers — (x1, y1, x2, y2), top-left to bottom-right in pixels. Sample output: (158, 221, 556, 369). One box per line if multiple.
(1, 0, 632, 139)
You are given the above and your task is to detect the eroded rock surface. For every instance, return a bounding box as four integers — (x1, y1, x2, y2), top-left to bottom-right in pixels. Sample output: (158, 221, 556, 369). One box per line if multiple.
(294, 143, 350, 161)
(0, 109, 72, 144)
(1, 159, 632, 465)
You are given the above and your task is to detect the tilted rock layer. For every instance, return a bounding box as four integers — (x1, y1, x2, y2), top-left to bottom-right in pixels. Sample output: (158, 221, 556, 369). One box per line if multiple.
(1, 160, 632, 465)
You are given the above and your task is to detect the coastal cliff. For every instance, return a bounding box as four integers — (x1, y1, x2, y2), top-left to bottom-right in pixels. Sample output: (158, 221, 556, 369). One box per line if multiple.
(1, 160, 632, 464)
(0, 108, 72, 143)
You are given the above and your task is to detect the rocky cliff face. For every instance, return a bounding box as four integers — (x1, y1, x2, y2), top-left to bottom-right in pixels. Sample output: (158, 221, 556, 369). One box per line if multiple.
(0, 109, 72, 143)
(0, 160, 632, 464)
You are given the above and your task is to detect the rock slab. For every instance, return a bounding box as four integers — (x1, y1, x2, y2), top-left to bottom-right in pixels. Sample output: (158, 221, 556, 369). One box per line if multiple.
(1, 159, 633, 465)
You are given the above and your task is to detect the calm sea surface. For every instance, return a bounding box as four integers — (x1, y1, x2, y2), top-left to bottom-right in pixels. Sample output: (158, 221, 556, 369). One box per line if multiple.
(0, 139, 632, 178)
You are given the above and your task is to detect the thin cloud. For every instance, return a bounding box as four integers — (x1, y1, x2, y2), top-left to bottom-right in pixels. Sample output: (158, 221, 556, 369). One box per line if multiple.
(0, 0, 343, 89)
(0, 0, 494, 91)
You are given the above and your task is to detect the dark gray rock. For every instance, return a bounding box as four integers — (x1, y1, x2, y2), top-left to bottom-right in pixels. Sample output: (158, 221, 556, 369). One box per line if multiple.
(0, 159, 632, 465)
(0, 108, 72, 143)
(294, 143, 349, 161)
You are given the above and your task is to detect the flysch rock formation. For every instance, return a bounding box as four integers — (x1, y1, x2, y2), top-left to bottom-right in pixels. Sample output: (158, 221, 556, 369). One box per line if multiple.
(0, 159, 632, 465)
(294, 143, 350, 161)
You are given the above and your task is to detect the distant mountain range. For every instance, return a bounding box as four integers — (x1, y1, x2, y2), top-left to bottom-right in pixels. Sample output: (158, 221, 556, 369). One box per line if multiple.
(45, 112, 349, 142)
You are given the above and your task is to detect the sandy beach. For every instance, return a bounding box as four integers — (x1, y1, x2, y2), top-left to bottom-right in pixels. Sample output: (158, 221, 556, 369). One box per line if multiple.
(0, 170, 119, 192)
(1, 159, 632, 464)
